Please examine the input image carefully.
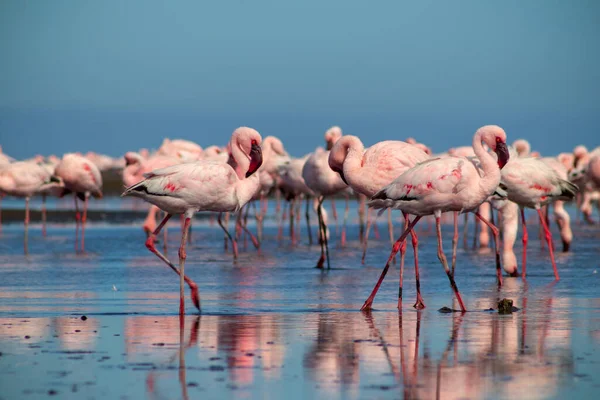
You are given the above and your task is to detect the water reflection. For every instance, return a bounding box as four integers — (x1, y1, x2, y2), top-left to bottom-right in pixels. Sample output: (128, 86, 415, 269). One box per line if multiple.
(0, 298, 588, 399)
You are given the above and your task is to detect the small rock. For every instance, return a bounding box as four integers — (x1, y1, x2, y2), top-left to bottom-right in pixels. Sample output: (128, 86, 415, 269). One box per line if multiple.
(48, 389, 58, 396)
(75, 330, 81, 333)
(80, 316, 88, 321)
(187, 382, 199, 387)
(438, 307, 453, 313)
(24, 335, 31, 339)
(498, 298, 514, 314)
(266, 341, 275, 345)
(152, 343, 165, 347)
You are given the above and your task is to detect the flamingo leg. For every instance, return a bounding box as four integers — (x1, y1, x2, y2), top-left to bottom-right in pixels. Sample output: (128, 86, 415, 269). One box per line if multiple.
(451, 211, 459, 277)
(42, 194, 47, 238)
(305, 196, 313, 245)
(472, 210, 479, 250)
(24, 196, 30, 255)
(145, 213, 200, 311)
(341, 195, 349, 247)
(362, 207, 374, 264)
(241, 208, 260, 251)
(435, 215, 467, 312)
(462, 213, 468, 249)
(330, 198, 338, 236)
(397, 213, 409, 308)
(289, 198, 296, 244)
(387, 208, 394, 245)
(409, 216, 424, 309)
(474, 211, 502, 287)
(178, 217, 191, 316)
(537, 208, 560, 280)
(315, 197, 325, 268)
(361, 216, 422, 311)
(358, 194, 366, 243)
(520, 207, 528, 279)
(74, 195, 80, 252)
(81, 193, 89, 252)
(163, 210, 168, 255)
(321, 198, 331, 269)
(218, 212, 237, 259)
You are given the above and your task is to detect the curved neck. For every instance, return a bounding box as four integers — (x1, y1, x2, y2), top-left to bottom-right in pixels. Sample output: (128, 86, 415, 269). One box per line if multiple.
(340, 136, 367, 187)
(229, 138, 249, 180)
(472, 132, 500, 195)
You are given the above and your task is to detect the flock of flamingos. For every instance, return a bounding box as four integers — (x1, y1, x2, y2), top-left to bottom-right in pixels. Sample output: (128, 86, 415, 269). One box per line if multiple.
(1, 126, 599, 315)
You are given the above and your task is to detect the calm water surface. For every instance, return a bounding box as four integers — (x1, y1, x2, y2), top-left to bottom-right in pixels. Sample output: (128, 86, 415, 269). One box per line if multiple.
(0, 204, 599, 399)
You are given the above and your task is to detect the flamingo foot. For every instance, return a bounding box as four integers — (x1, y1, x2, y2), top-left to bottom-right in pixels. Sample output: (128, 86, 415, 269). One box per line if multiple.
(189, 282, 201, 312)
(316, 253, 325, 269)
(509, 269, 519, 278)
(360, 297, 374, 311)
(413, 294, 426, 310)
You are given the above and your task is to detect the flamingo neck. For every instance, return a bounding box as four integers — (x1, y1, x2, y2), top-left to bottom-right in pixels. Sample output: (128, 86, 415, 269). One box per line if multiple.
(340, 137, 365, 185)
(229, 137, 250, 180)
(472, 132, 501, 197)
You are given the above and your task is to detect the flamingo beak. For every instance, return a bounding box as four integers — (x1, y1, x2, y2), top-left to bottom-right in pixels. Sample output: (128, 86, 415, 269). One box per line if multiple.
(326, 141, 334, 151)
(495, 142, 509, 169)
(246, 143, 263, 178)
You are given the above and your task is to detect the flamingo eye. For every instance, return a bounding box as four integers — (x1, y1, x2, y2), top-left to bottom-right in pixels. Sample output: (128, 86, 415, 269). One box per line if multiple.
(495, 136, 502, 143)
(251, 139, 258, 145)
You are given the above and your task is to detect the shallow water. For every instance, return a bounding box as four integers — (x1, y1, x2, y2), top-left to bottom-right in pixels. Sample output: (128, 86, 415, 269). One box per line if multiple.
(1, 205, 599, 399)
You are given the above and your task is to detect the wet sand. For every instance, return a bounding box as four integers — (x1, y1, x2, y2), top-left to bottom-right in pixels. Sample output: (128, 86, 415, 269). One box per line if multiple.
(1, 207, 599, 399)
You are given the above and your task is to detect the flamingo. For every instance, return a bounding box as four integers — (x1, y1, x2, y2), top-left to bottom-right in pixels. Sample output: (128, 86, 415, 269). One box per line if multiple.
(54, 153, 103, 252)
(363, 125, 510, 312)
(541, 157, 574, 252)
(328, 135, 429, 307)
(121, 127, 263, 315)
(500, 155, 578, 279)
(302, 147, 348, 268)
(157, 138, 203, 158)
(278, 155, 315, 244)
(0, 161, 62, 254)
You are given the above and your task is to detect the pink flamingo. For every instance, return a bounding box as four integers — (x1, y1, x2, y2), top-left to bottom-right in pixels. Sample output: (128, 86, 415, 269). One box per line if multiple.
(54, 154, 103, 252)
(0, 161, 62, 254)
(500, 155, 578, 279)
(278, 155, 315, 244)
(302, 147, 348, 268)
(157, 138, 203, 158)
(363, 125, 510, 312)
(541, 157, 574, 252)
(121, 127, 263, 315)
(328, 135, 429, 307)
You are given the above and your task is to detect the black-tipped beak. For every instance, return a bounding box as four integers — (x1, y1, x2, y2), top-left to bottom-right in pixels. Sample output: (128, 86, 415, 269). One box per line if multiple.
(326, 142, 333, 151)
(246, 143, 263, 178)
(495, 142, 510, 169)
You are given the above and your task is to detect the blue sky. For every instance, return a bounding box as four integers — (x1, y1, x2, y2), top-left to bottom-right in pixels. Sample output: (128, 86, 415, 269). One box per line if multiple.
(1, 0, 598, 159)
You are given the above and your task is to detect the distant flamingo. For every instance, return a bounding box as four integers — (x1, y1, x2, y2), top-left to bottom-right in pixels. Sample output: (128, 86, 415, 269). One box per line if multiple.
(157, 138, 203, 158)
(541, 157, 574, 252)
(122, 127, 263, 315)
(363, 125, 510, 312)
(0, 161, 62, 254)
(302, 147, 348, 268)
(500, 155, 578, 279)
(55, 154, 103, 252)
(328, 135, 429, 306)
(278, 155, 315, 244)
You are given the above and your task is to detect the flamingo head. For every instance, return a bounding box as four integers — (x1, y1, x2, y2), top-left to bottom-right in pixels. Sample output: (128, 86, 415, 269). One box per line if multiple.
(512, 139, 531, 157)
(124, 152, 143, 166)
(324, 126, 343, 150)
(480, 125, 509, 169)
(232, 127, 263, 178)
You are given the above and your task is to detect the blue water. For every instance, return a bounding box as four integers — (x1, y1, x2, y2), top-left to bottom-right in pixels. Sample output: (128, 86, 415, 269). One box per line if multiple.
(0, 205, 599, 399)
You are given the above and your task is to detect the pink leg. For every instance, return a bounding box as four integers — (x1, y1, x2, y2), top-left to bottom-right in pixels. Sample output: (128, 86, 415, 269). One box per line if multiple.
(218, 212, 238, 259)
(289, 198, 296, 244)
(358, 195, 366, 243)
(520, 207, 528, 279)
(241, 210, 260, 251)
(397, 213, 409, 309)
(81, 194, 89, 252)
(145, 214, 200, 311)
(408, 213, 424, 310)
(330, 198, 338, 236)
(362, 208, 374, 264)
(474, 211, 503, 287)
(435, 216, 467, 312)
(537, 208, 560, 281)
(178, 217, 191, 316)
(42, 194, 47, 238)
(341, 195, 349, 247)
(388, 208, 394, 245)
(305, 196, 313, 245)
(361, 216, 422, 311)
(24, 197, 30, 255)
(74, 195, 80, 252)
(462, 213, 468, 249)
(451, 211, 459, 277)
